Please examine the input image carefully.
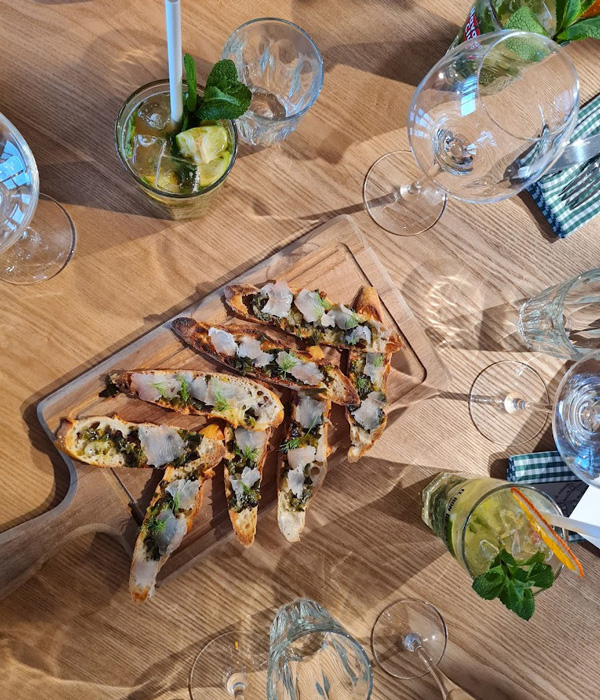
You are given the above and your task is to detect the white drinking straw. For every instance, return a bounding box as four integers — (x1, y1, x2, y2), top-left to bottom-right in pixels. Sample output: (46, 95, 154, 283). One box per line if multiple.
(165, 0, 184, 124)
(544, 512, 600, 540)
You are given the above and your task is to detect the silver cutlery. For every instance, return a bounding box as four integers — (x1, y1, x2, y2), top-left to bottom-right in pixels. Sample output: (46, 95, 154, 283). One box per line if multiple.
(562, 155, 600, 202)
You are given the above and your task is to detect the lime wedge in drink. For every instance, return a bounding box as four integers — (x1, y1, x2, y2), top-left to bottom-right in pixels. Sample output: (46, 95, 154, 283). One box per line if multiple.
(176, 125, 229, 164)
(198, 151, 231, 187)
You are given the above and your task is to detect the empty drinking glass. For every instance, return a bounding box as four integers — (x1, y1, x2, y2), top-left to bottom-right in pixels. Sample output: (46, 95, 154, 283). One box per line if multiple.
(267, 598, 372, 700)
(222, 18, 324, 147)
(518, 269, 600, 360)
(0, 112, 76, 284)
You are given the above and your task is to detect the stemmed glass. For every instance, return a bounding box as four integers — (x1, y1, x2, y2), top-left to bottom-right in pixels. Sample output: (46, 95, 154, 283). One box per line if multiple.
(364, 30, 579, 236)
(372, 599, 475, 699)
(0, 112, 76, 284)
(469, 352, 600, 486)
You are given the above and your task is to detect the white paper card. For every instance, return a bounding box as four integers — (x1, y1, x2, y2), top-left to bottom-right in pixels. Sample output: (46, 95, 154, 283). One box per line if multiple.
(570, 486, 600, 549)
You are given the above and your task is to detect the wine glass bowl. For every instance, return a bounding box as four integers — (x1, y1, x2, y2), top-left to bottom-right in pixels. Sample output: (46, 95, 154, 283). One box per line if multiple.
(553, 351, 600, 487)
(365, 30, 579, 236)
(409, 31, 579, 203)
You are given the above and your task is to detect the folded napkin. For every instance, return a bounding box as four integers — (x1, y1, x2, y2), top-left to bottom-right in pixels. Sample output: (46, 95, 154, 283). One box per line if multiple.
(528, 94, 600, 238)
(507, 450, 586, 542)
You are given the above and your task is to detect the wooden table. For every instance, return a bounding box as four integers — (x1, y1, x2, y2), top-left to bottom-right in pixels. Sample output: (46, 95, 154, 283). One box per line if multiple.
(2, 1, 600, 698)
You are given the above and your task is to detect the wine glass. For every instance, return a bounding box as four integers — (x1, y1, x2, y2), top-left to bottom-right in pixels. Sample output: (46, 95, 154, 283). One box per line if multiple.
(0, 112, 76, 284)
(364, 30, 579, 236)
(372, 599, 476, 699)
(469, 353, 600, 486)
(189, 629, 269, 700)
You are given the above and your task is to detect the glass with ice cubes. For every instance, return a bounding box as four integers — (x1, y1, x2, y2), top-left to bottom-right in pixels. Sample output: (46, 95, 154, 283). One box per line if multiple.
(115, 80, 237, 219)
(421, 474, 564, 584)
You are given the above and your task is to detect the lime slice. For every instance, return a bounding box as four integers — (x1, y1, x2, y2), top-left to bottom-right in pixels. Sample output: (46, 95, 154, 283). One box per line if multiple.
(176, 126, 229, 164)
(198, 151, 232, 187)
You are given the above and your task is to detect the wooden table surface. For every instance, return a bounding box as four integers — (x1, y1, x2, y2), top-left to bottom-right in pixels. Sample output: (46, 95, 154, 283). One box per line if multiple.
(2, 1, 600, 698)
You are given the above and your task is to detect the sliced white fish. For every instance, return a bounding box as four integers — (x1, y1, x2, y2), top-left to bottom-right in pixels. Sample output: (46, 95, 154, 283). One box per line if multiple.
(353, 391, 386, 431)
(289, 361, 322, 386)
(296, 394, 326, 430)
(208, 327, 238, 356)
(130, 558, 159, 599)
(261, 281, 293, 318)
(363, 353, 384, 384)
(286, 466, 306, 498)
(165, 478, 200, 512)
(234, 427, 268, 454)
(153, 509, 188, 555)
(346, 325, 372, 346)
(229, 466, 262, 500)
(287, 445, 317, 471)
(330, 304, 358, 330)
(253, 352, 274, 368)
(315, 434, 327, 463)
(138, 425, 185, 467)
(238, 336, 274, 367)
(294, 289, 324, 324)
(206, 377, 250, 406)
(190, 376, 208, 402)
(131, 372, 181, 402)
(320, 310, 336, 328)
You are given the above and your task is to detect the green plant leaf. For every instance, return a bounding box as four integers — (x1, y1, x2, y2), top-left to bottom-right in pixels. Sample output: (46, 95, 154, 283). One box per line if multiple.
(558, 14, 600, 40)
(513, 588, 535, 621)
(521, 551, 546, 566)
(505, 5, 547, 33)
(529, 561, 556, 590)
(184, 53, 198, 112)
(197, 83, 252, 121)
(205, 59, 239, 90)
(556, 0, 590, 32)
(472, 566, 505, 600)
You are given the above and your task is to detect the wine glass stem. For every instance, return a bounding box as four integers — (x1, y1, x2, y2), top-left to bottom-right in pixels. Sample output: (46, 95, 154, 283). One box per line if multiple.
(414, 644, 450, 699)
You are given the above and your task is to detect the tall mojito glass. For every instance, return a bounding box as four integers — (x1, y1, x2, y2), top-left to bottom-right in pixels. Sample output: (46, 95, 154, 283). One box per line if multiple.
(115, 80, 238, 220)
(422, 474, 564, 579)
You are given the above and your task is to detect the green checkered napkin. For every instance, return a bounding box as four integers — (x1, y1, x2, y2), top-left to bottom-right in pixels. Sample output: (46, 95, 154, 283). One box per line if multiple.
(528, 94, 600, 238)
(507, 450, 582, 542)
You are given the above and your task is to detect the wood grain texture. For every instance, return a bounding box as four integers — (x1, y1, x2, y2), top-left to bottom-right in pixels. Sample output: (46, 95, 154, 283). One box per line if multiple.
(1, 0, 600, 698)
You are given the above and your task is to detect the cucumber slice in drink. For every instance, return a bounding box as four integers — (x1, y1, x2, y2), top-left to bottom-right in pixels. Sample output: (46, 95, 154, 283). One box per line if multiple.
(198, 151, 231, 187)
(176, 125, 229, 164)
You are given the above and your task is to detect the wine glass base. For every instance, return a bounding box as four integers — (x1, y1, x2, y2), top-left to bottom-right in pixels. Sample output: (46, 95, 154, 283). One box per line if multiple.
(364, 150, 447, 236)
(0, 193, 76, 285)
(189, 630, 269, 700)
(469, 361, 549, 445)
(371, 599, 447, 680)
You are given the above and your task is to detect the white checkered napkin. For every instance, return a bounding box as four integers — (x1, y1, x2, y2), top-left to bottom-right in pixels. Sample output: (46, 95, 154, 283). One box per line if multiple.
(507, 450, 582, 542)
(528, 94, 600, 238)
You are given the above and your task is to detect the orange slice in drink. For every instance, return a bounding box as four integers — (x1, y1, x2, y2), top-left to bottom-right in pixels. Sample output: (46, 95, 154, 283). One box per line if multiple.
(510, 487, 584, 577)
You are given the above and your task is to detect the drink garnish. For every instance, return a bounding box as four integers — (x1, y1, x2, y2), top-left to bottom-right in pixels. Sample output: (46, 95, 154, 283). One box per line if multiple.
(180, 55, 251, 131)
(510, 487, 584, 577)
(471, 548, 555, 620)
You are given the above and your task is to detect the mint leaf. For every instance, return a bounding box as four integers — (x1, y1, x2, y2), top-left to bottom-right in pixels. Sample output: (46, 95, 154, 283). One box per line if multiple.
(197, 83, 252, 121)
(493, 549, 516, 568)
(205, 59, 239, 90)
(499, 580, 520, 610)
(556, 0, 585, 32)
(505, 6, 547, 34)
(558, 15, 600, 40)
(184, 53, 198, 112)
(521, 551, 546, 566)
(513, 588, 535, 621)
(529, 562, 555, 590)
(472, 567, 505, 600)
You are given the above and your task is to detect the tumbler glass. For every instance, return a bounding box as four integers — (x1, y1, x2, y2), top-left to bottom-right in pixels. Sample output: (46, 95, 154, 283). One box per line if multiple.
(518, 269, 600, 360)
(222, 18, 324, 147)
(267, 598, 372, 700)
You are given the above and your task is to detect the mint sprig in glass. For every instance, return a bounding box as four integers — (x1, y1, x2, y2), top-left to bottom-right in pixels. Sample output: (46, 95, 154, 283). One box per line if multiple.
(115, 55, 251, 220)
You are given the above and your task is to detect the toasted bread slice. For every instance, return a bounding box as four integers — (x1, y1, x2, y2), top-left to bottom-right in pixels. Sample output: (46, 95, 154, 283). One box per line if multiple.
(223, 426, 271, 547)
(130, 424, 225, 602)
(104, 369, 283, 431)
(345, 287, 392, 462)
(172, 318, 358, 405)
(277, 392, 331, 542)
(225, 282, 403, 354)
(56, 415, 220, 470)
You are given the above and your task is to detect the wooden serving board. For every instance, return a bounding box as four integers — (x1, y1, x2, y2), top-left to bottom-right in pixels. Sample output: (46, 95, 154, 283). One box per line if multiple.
(0, 215, 450, 600)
